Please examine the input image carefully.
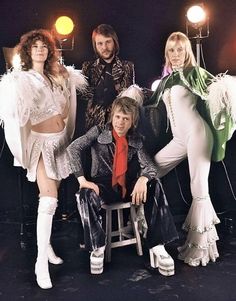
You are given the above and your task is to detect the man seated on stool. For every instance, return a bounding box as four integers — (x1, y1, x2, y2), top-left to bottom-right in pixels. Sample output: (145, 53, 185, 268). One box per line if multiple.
(67, 96, 178, 276)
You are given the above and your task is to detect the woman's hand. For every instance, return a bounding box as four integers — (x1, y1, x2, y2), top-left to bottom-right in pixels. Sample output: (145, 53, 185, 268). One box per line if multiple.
(130, 176, 149, 206)
(77, 176, 100, 195)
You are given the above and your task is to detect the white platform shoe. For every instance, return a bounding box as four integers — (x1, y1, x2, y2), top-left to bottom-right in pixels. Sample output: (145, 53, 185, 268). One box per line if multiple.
(149, 245, 175, 276)
(90, 246, 105, 274)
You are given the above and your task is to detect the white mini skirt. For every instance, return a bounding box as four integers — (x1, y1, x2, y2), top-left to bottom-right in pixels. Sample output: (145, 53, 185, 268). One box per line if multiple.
(26, 128, 74, 182)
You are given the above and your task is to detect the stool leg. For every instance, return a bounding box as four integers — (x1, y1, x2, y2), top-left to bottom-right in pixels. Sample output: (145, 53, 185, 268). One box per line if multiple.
(130, 206, 143, 256)
(117, 209, 124, 241)
(105, 209, 112, 263)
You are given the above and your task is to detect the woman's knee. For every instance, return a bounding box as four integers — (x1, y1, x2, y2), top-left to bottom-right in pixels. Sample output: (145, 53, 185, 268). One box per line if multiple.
(38, 186, 58, 198)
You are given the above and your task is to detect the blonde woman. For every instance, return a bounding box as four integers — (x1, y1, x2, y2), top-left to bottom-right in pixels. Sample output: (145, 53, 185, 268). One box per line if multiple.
(148, 32, 236, 267)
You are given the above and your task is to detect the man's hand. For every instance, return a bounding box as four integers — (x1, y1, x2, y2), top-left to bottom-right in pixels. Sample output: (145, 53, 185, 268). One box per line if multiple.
(130, 176, 149, 205)
(77, 176, 100, 195)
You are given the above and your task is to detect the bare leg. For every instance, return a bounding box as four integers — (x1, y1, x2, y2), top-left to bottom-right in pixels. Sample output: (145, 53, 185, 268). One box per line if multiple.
(37, 157, 59, 198)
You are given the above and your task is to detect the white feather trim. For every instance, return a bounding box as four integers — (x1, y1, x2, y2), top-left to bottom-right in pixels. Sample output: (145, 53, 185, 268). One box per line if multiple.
(66, 65, 88, 92)
(207, 73, 236, 125)
(118, 84, 144, 106)
(0, 70, 37, 126)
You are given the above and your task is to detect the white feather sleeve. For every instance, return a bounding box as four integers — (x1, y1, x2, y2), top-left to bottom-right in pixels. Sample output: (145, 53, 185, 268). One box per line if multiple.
(0, 70, 36, 168)
(0, 70, 36, 127)
(118, 84, 144, 105)
(207, 74, 236, 129)
(66, 65, 88, 92)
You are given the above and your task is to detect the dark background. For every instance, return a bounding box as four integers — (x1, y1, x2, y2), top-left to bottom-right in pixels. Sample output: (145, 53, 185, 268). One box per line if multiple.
(0, 0, 236, 224)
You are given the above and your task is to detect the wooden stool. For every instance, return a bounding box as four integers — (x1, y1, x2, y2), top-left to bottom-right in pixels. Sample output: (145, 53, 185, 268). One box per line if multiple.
(102, 202, 143, 262)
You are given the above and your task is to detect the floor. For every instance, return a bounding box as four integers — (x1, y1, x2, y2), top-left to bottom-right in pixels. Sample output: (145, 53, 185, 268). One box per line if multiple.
(0, 214, 236, 301)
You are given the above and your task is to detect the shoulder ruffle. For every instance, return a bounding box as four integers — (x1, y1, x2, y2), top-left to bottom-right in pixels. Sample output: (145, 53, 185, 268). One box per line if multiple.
(66, 66, 88, 92)
(0, 70, 39, 126)
(118, 84, 144, 105)
(207, 73, 236, 127)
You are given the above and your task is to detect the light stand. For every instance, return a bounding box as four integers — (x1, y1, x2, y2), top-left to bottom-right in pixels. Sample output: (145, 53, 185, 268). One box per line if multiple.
(196, 37, 201, 66)
(51, 16, 80, 227)
(185, 4, 209, 66)
(186, 5, 235, 233)
(2, 47, 29, 249)
(186, 24, 209, 66)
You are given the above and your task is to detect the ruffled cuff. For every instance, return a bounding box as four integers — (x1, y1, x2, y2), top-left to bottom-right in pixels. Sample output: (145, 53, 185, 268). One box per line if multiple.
(178, 196, 220, 266)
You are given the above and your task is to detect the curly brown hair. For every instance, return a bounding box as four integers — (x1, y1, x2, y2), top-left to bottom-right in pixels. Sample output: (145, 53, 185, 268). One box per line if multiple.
(16, 29, 59, 76)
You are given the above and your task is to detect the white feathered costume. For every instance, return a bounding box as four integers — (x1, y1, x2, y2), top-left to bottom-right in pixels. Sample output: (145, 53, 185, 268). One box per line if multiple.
(0, 66, 87, 180)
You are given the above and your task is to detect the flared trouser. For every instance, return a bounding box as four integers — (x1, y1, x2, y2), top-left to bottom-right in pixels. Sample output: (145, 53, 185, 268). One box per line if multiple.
(154, 119, 220, 265)
(75, 179, 178, 251)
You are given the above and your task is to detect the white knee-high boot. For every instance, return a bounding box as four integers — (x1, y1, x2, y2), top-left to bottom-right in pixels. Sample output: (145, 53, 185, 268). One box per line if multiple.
(35, 196, 58, 289)
(48, 243, 63, 265)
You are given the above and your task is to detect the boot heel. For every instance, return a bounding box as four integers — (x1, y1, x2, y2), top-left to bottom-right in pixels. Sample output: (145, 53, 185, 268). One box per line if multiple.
(149, 249, 156, 268)
(35, 262, 52, 289)
(48, 244, 63, 265)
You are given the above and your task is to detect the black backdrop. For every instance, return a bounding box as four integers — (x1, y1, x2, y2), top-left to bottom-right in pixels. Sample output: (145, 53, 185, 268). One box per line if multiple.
(1, 0, 236, 223)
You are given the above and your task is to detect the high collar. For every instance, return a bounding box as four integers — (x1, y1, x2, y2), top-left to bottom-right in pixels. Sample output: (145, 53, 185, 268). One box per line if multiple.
(99, 57, 115, 66)
(172, 66, 184, 73)
(93, 56, 122, 68)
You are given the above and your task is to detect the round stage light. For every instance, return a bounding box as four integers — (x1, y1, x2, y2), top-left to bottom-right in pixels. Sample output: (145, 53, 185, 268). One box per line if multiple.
(186, 5, 206, 24)
(55, 16, 74, 35)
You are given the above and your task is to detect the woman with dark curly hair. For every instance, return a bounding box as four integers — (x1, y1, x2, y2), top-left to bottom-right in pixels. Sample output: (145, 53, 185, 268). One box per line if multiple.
(0, 29, 87, 289)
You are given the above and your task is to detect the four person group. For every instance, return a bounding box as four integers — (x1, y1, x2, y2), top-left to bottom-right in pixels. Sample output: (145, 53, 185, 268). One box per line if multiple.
(0, 23, 236, 289)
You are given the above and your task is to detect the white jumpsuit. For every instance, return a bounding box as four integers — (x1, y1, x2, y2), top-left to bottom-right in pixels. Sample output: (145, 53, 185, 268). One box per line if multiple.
(154, 84, 220, 266)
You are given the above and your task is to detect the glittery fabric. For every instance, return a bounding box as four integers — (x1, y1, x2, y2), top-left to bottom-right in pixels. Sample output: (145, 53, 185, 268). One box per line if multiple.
(27, 70, 70, 126)
(75, 179, 178, 252)
(0, 66, 85, 170)
(67, 124, 157, 180)
(26, 128, 74, 182)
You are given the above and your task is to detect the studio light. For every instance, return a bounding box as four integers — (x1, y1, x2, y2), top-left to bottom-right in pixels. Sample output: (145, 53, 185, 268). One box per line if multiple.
(2, 47, 21, 71)
(186, 5, 206, 27)
(53, 15, 75, 51)
(185, 3, 209, 66)
(55, 16, 74, 35)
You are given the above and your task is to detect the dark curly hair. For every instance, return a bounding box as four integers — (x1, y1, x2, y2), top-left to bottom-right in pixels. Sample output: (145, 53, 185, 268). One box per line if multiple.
(16, 29, 59, 76)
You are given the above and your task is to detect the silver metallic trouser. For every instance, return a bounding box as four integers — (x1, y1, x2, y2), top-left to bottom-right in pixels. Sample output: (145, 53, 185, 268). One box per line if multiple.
(75, 179, 179, 251)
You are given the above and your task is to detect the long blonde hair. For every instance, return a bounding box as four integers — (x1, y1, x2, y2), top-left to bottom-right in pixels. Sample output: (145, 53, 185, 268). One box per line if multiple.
(163, 32, 197, 75)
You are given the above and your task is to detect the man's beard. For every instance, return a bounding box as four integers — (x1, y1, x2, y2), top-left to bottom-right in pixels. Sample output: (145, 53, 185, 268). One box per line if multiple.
(99, 50, 115, 61)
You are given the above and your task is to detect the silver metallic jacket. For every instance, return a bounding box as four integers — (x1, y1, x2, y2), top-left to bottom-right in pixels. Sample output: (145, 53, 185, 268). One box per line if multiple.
(67, 125, 158, 180)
